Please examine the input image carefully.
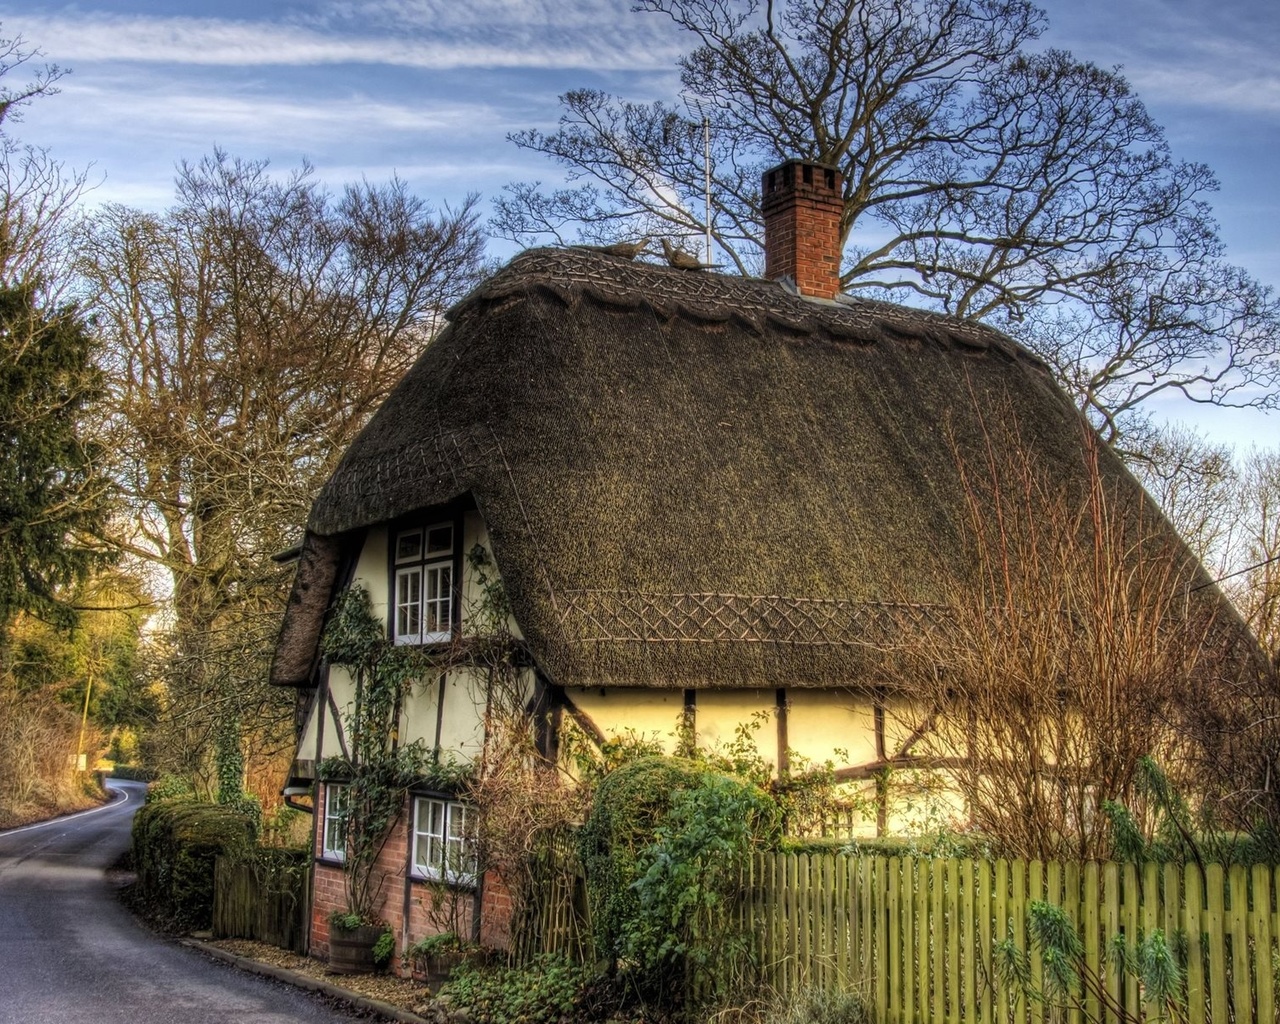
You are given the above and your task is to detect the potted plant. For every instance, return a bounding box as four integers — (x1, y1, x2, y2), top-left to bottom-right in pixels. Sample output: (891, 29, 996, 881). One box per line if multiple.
(405, 931, 468, 985)
(327, 910, 394, 975)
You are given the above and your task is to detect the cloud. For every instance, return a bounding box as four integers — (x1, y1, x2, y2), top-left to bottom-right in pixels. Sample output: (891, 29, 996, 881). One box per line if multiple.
(42, 73, 510, 145)
(1129, 67, 1280, 117)
(17, 64, 560, 212)
(6, 6, 685, 72)
(1042, 0, 1280, 118)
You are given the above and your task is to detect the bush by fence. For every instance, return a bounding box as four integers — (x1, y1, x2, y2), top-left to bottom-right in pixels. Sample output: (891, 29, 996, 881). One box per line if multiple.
(130, 798, 255, 931)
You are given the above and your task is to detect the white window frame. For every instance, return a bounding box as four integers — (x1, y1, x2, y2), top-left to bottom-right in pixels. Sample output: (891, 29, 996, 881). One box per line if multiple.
(411, 796, 477, 886)
(322, 783, 348, 862)
(393, 523, 455, 646)
(395, 565, 424, 642)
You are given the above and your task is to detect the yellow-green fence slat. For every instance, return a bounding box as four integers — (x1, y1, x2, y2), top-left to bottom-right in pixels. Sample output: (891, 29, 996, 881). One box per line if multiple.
(1206, 862, 1227, 1023)
(1229, 864, 1251, 1023)
(1184, 863, 1205, 1024)
(1252, 862, 1274, 1024)
(978, 858, 994, 1024)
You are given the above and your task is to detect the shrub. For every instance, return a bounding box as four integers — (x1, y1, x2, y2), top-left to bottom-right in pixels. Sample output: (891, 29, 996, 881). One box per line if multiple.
(407, 931, 463, 958)
(109, 764, 156, 782)
(130, 798, 254, 931)
(372, 928, 395, 969)
(627, 773, 779, 1005)
(579, 756, 780, 1010)
(578, 756, 708, 966)
(444, 952, 595, 1024)
(329, 909, 364, 932)
(147, 773, 196, 802)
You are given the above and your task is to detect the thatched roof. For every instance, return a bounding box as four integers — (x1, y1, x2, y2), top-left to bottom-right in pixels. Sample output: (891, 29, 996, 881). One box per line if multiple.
(271, 247, 1236, 690)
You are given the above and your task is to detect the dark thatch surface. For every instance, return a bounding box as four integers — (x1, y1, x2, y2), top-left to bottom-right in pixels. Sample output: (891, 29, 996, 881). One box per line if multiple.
(270, 247, 1236, 690)
(273, 532, 343, 689)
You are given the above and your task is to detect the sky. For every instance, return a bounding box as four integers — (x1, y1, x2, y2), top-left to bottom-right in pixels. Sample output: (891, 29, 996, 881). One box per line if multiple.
(3, 0, 1278, 448)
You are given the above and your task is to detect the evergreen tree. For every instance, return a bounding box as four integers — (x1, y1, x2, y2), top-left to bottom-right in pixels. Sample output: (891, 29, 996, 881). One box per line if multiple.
(0, 285, 111, 629)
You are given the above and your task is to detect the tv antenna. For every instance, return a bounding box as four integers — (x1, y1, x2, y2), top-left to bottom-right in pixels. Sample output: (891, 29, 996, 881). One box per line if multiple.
(685, 95, 713, 264)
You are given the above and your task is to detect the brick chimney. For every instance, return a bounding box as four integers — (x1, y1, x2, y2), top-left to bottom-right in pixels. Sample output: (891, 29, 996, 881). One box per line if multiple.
(762, 159, 844, 300)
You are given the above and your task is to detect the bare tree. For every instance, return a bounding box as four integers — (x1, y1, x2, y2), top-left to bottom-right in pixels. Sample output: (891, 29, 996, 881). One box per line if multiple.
(1124, 430, 1280, 658)
(0, 26, 85, 295)
(79, 152, 488, 799)
(495, 0, 1280, 438)
(1232, 449, 1280, 659)
(0, 26, 63, 128)
(1195, 447, 1280, 853)
(897, 415, 1252, 861)
(1124, 422, 1239, 571)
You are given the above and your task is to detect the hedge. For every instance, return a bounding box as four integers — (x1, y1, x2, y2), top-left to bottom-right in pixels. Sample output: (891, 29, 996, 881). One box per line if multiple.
(131, 797, 255, 931)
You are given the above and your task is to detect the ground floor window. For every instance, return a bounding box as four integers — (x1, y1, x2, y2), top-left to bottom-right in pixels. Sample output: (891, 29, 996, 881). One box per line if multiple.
(322, 783, 348, 861)
(411, 796, 476, 885)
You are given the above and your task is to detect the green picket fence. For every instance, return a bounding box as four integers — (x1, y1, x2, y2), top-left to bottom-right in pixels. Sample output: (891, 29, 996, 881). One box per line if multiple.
(525, 846, 1280, 1022)
(741, 852, 1280, 1024)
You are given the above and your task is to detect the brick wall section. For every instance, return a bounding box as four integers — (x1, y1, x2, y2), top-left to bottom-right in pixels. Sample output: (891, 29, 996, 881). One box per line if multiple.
(310, 862, 344, 959)
(479, 870, 513, 949)
(309, 782, 511, 972)
(762, 160, 845, 301)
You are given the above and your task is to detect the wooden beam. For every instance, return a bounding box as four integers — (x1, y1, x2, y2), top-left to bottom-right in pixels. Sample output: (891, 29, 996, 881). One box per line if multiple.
(326, 678, 350, 761)
(834, 756, 970, 782)
(559, 693, 608, 747)
(890, 707, 940, 762)
(775, 688, 790, 778)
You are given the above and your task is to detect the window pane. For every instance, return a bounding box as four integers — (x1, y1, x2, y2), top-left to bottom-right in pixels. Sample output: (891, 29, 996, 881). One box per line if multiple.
(396, 529, 423, 562)
(444, 804, 475, 880)
(425, 565, 449, 602)
(426, 800, 444, 871)
(425, 565, 452, 637)
(396, 569, 421, 641)
(412, 798, 477, 881)
(414, 798, 445, 874)
(325, 787, 347, 857)
(414, 836, 434, 873)
(426, 525, 453, 555)
(414, 832, 435, 872)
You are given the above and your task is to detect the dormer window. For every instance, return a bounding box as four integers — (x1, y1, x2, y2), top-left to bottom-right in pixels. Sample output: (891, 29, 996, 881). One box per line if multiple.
(394, 523, 454, 645)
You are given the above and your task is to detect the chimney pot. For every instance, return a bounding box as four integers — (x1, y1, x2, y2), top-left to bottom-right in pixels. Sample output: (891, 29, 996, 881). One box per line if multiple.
(762, 158, 844, 300)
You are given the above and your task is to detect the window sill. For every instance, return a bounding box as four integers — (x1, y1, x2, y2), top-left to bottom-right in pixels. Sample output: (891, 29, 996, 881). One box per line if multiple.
(392, 635, 455, 648)
(409, 870, 477, 890)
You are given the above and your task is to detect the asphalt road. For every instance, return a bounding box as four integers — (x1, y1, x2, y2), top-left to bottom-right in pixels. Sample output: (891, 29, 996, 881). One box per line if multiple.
(0, 779, 361, 1024)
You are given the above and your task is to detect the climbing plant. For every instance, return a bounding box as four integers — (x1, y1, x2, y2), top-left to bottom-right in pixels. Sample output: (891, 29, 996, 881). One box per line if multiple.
(319, 585, 446, 924)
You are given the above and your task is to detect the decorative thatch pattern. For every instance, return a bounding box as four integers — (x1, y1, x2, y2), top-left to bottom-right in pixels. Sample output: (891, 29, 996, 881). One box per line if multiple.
(552, 590, 949, 647)
(271, 247, 1228, 690)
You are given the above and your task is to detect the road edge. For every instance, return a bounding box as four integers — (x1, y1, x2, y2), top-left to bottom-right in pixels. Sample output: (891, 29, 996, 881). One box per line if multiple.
(181, 938, 432, 1024)
(0, 781, 131, 837)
